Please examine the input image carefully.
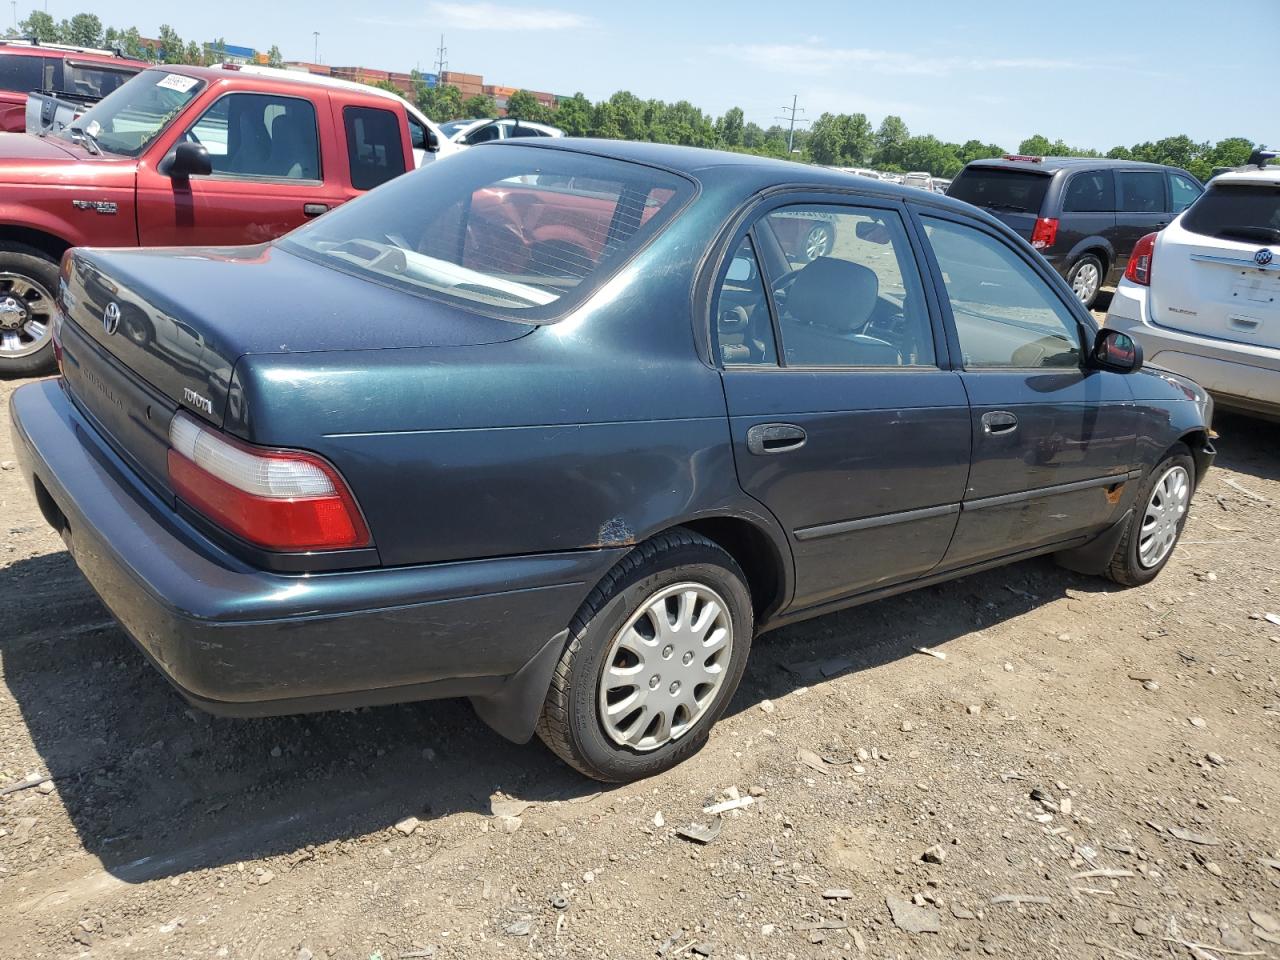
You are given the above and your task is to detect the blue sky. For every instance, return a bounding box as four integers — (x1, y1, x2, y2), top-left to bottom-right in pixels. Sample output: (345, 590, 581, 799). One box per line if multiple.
(29, 0, 1268, 150)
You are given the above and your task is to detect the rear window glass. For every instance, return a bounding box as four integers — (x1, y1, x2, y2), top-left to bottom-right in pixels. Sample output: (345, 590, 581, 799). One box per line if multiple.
(1062, 170, 1114, 212)
(282, 146, 693, 319)
(1181, 182, 1280, 244)
(947, 168, 1050, 215)
(0, 53, 50, 93)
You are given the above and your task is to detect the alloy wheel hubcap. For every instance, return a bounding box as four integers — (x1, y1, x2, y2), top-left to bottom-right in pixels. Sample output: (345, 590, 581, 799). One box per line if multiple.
(1072, 262, 1100, 302)
(0, 273, 54, 359)
(805, 226, 832, 260)
(598, 582, 734, 752)
(1139, 465, 1190, 569)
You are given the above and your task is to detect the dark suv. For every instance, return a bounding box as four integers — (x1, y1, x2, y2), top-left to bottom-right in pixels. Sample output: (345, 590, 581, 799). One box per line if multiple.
(947, 156, 1204, 308)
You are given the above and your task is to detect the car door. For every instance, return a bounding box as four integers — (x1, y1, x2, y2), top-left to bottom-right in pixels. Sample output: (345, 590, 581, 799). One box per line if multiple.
(137, 89, 345, 246)
(1114, 169, 1172, 263)
(1059, 169, 1119, 279)
(717, 196, 971, 612)
(914, 208, 1139, 568)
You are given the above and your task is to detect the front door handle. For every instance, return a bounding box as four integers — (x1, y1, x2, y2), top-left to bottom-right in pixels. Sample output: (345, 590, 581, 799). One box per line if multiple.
(747, 423, 807, 455)
(303, 202, 330, 217)
(981, 410, 1018, 435)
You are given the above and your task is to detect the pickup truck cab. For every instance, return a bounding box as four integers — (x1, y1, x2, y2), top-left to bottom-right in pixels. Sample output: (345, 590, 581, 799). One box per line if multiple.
(0, 39, 146, 133)
(0, 62, 456, 375)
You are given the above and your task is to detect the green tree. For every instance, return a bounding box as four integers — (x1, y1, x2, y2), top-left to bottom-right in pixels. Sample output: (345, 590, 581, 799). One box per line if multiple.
(551, 92, 592, 136)
(462, 93, 495, 118)
(184, 40, 204, 65)
(741, 121, 765, 150)
(1205, 137, 1255, 170)
(873, 114, 909, 166)
(19, 10, 61, 41)
(716, 107, 744, 147)
(120, 27, 146, 59)
(157, 24, 184, 64)
(1017, 133, 1054, 156)
(266, 44, 284, 68)
(63, 12, 103, 47)
(958, 139, 1005, 165)
(505, 89, 546, 122)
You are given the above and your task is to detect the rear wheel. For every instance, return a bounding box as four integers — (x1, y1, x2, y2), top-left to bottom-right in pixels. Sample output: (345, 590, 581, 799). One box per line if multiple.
(0, 243, 60, 378)
(536, 529, 753, 782)
(1105, 446, 1195, 586)
(803, 223, 834, 261)
(1066, 254, 1104, 309)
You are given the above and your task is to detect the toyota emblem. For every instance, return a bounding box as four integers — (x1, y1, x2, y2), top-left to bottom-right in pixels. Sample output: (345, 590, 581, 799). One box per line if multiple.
(1256, 248, 1274, 266)
(102, 301, 120, 336)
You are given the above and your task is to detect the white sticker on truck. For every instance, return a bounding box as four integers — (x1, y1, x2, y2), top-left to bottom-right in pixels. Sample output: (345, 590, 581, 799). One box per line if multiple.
(156, 73, 199, 93)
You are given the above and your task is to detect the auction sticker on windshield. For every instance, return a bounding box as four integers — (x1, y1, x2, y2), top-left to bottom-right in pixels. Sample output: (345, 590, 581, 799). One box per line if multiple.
(156, 74, 199, 93)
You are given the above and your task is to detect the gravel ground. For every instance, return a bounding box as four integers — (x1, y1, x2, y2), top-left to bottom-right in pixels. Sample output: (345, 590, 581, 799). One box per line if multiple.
(1, 368, 1278, 960)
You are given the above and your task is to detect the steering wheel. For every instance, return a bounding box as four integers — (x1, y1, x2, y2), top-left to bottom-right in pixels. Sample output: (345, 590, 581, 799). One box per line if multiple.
(771, 268, 804, 311)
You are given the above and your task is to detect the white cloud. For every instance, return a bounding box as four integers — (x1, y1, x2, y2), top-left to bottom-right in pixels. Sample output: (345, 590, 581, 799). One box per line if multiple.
(712, 43, 1083, 78)
(426, 2, 591, 31)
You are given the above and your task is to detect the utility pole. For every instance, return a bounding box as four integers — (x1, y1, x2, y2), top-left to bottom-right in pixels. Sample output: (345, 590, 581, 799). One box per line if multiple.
(433, 34, 447, 76)
(775, 94, 808, 153)
(312, 31, 319, 64)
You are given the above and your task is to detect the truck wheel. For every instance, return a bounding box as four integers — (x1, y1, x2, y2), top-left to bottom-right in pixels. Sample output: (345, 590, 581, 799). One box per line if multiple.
(536, 529, 753, 782)
(1066, 254, 1104, 309)
(1104, 445, 1195, 586)
(0, 243, 60, 378)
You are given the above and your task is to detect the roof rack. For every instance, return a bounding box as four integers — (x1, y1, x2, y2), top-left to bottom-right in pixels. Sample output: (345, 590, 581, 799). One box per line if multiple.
(0, 36, 128, 58)
(1246, 146, 1277, 169)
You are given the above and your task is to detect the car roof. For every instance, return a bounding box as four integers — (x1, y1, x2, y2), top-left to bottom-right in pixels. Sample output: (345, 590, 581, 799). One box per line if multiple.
(963, 155, 1179, 175)
(487, 137, 985, 213)
(1211, 168, 1280, 186)
(0, 39, 146, 66)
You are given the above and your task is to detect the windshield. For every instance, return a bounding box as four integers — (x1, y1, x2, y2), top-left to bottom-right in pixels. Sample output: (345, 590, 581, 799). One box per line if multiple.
(1181, 181, 1280, 244)
(62, 68, 204, 157)
(282, 145, 694, 319)
(439, 119, 473, 138)
(948, 167, 1051, 215)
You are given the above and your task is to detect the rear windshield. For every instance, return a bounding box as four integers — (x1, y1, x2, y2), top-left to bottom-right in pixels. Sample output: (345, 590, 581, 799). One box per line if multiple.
(282, 146, 694, 320)
(1181, 182, 1280, 244)
(947, 167, 1050, 215)
(59, 62, 138, 102)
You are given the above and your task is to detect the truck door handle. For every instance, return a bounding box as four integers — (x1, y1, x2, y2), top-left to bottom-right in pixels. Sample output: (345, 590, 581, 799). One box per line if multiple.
(747, 423, 807, 455)
(981, 411, 1018, 435)
(303, 203, 329, 217)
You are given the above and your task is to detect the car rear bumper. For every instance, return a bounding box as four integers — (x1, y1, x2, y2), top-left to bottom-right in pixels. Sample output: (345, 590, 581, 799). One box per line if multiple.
(9, 379, 622, 737)
(1106, 281, 1280, 416)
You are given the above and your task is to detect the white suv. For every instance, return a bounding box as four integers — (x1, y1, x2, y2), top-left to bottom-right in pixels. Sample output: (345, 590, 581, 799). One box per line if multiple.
(1105, 163, 1280, 418)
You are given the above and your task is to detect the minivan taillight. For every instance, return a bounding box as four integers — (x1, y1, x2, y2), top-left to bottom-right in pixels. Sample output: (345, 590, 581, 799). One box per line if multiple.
(166, 414, 370, 552)
(1030, 217, 1059, 250)
(1125, 232, 1157, 286)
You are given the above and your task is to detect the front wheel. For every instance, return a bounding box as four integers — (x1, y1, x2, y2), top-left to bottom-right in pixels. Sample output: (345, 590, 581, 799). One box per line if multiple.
(536, 529, 754, 782)
(1066, 254, 1104, 310)
(0, 243, 60, 378)
(1105, 446, 1196, 586)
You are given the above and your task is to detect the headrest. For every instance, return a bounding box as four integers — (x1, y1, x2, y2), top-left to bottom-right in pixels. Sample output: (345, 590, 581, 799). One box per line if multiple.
(786, 257, 880, 333)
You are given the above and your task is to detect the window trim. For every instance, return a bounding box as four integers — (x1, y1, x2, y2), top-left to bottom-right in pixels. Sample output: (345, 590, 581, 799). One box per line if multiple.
(180, 90, 324, 185)
(342, 102, 408, 191)
(908, 203, 1095, 373)
(703, 189, 952, 373)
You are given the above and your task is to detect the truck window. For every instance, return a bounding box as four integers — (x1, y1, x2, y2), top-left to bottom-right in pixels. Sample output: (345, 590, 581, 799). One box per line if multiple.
(0, 54, 52, 94)
(186, 93, 320, 181)
(344, 105, 406, 190)
(59, 62, 137, 103)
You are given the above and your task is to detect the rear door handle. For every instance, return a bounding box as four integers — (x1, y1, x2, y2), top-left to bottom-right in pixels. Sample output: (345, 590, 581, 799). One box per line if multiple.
(747, 423, 807, 455)
(303, 203, 330, 217)
(981, 410, 1018, 435)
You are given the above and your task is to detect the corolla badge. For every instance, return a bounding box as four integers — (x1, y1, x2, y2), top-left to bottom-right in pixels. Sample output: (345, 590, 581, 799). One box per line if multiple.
(102, 302, 121, 336)
(1256, 248, 1274, 266)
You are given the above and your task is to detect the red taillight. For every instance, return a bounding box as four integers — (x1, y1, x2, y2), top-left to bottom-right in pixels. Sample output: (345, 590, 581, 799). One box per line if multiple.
(1125, 232, 1157, 286)
(1030, 217, 1059, 250)
(166, 413, 370, 552)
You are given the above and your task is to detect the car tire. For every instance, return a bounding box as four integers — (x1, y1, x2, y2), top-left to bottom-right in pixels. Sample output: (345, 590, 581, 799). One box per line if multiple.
(803, 223, 834, 261)
(536, 528, 754, 783)
(1066, 254, 1104, 310)
(0, 243, 60, 378)
(1104, 445, 1196, 587)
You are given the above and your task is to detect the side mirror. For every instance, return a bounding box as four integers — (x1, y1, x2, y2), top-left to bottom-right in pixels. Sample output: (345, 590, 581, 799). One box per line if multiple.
(158, 141, 212, 180)
(1090, 328, 1143, 373)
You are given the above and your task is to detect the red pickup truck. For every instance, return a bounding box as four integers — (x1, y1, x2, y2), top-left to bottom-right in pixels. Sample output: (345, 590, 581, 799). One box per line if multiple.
(0, 62, 453, 375)
(0, 40, 146, 133)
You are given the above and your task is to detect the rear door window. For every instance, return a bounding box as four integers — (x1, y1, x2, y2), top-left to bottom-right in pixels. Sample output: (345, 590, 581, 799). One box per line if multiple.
(1180, 182, 1280, 244)
(1062, 170, 1115, 212)
(0, 53, 51, 93)
(947, 168, 1050, 215)
(1169, 173, 1203, 214)
(1117, 171, 1168, 213)
(343, 105, 406, 190)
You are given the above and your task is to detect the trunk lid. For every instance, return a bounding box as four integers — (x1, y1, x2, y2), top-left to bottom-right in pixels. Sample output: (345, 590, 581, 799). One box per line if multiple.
(1151, 181, 1280, 349)
(60, 243, 534, 432)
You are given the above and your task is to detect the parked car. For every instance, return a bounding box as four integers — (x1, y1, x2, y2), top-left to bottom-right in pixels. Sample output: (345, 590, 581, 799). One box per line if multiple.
(441, 116, 564, 146)
(0, 62, 456, 376)
(0, 39, 146, 133)
(10, 139, 1214, 782)
(902, 171, 934, 192)
(948, 155, 1204, 309)
(1104, 161, 1279, 419)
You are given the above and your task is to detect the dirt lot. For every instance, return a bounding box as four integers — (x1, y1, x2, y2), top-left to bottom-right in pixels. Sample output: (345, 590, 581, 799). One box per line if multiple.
(2, 370, 1278, 960)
